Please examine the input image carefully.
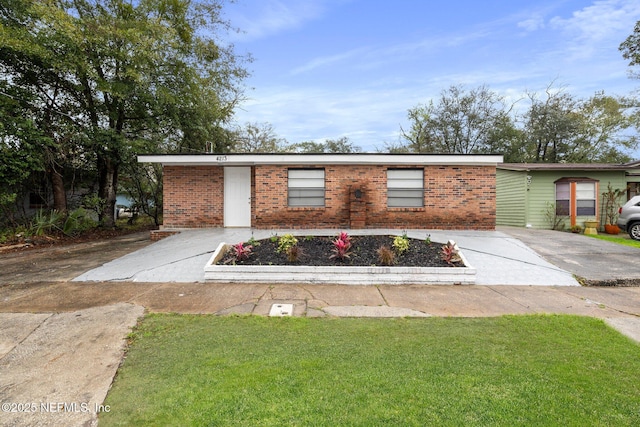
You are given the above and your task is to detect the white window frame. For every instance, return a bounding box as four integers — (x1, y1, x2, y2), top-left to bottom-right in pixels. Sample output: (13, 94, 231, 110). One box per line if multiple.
(387, 169, 424, 208)
(576, 182, 596, 216)
(288, 169, 325, 207)
(555, 182, 570, 216)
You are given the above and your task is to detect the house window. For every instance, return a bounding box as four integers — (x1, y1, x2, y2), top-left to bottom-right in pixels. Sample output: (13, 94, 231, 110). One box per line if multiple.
(555, 178, 598, 225)
(576, 182, 596, 216)
(387, 169, 424, 207)
(555, 182, 570, 216)
(288, 169, 325, 207)
(29, 192, 47, 209)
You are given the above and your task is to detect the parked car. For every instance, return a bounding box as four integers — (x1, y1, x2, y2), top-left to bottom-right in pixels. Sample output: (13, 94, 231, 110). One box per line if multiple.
(617, 195, 640, 240)
(116, 206, 138, 219)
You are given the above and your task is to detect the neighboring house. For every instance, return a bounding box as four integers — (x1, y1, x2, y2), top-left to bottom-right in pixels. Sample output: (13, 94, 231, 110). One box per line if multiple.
(21, 188, 128, 220)
(138, 153, 503, 230)
(22, 188, 88, 217)
(496, 161, 640, 229)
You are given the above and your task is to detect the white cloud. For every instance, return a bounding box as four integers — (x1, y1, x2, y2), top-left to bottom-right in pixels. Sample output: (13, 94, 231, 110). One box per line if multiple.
(288, 26, 494, 77)
(226, 0, 328, 41)
(233, 84, 421, 150)
(549, 0, 640, 43)
(517, 15, 545, 32)
(290, 48, 369, 75)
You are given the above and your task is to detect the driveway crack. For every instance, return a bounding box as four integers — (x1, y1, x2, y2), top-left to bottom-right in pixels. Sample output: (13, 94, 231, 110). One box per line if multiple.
(487, 286, 533, 311)
(376, 285, 390, 307)
(0, 313, 53, 364)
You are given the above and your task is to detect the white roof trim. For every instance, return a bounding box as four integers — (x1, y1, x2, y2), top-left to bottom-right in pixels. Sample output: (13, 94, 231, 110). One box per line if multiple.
(138, 154, 503, 166)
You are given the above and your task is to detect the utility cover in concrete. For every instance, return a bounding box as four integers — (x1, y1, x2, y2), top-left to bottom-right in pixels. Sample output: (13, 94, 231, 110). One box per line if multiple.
(269, 303, 293, 317)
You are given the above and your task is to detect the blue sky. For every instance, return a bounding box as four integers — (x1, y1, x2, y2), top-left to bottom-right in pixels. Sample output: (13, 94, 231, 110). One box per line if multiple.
(223, 0, 640, 153)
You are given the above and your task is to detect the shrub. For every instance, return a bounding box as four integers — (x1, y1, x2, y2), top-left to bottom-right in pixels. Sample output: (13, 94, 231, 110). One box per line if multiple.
(441, 242, 461, 266)
(337, 231, 351, 245)
(277, 234, 298, 254)
(286, 245, 304, 262)
(392, 234, 410, 254)
(247, 235, 261, 247)
(30, 209, 64, 236)
(330, 231, 352, 261)
(62, 208, 97, 236)
(376, 245, 395, 266)
(228, 242, 253, 263)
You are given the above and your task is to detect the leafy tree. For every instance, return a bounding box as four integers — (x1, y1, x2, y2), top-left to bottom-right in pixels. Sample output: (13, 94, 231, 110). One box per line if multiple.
(520, 87, 581, 163)
(396, 82, 637, 162)
(620, 20, 640, 77)
(231, 122, 290, 153)
(119, 139, 163, 226)
(398, 85, 516, 154)
(571, 92, 637, 162)
(1, 0, 248, 227)
(0, 85, 45, 226)
(519, 87, 636, 163)
(292, 136, 361, 153)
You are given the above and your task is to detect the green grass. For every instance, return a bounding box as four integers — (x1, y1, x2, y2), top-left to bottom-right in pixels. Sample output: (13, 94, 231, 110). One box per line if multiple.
(100, 315, 640, 426)
(586, 233, 640, 248)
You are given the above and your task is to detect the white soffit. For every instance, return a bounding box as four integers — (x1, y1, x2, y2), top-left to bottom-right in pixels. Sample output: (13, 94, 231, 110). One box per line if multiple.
(138, 154, 504, 166)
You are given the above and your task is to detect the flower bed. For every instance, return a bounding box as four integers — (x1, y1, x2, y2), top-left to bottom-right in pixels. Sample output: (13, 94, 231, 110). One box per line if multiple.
(203, 233, 475, 285)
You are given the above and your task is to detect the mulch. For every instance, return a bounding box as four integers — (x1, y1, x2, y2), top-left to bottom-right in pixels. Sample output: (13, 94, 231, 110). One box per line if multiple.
(221, 235, 462, 267)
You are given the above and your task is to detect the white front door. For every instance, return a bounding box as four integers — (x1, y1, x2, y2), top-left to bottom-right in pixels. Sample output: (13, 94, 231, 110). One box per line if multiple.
(224, 167, 251, 227)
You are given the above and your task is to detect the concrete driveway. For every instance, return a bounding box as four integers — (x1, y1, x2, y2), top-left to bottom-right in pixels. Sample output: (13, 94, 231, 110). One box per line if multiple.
(498, 226, 640, 286)
(73, 228, 581, 286)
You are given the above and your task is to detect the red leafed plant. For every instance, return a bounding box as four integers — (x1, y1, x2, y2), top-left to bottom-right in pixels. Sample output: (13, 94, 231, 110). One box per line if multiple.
(229, 241, 253, 262)
(337, 231, 351, 245)
(440, 242, 461, 266)
(330, 231, 352, 261)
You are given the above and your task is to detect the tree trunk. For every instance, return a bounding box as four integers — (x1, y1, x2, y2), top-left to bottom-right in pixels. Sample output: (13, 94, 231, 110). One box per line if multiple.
(98, 152, 118, 227)
(49, 166, 67, 213)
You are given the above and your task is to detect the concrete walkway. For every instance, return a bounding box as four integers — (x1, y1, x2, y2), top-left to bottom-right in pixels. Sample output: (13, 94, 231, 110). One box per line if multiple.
(0, 304, 144, 427)
(73, 228, 580, 286)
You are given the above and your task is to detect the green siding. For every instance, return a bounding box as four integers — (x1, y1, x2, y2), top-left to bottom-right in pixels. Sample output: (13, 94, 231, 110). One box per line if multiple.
(499, 169, 628, 229)
(525, 172, 563, 229)
(496, 169, 527, 227)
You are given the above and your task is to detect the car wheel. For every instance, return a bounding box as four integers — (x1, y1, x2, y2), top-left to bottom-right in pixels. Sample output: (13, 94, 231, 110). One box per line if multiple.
(629, 222, 640, 241)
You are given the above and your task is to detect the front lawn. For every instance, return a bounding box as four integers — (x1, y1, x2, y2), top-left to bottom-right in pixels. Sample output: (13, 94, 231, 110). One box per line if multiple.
(101, 315, 640, 426)
(586, 233, 640, 248)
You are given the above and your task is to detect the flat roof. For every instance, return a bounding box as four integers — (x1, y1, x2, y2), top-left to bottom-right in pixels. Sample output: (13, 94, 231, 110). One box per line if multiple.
(138, 153, 504, 166)
(498, 162, 630, 171)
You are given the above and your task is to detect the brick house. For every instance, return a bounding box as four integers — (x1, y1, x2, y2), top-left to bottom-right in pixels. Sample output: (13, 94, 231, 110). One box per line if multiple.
(138, 153, 503, 230)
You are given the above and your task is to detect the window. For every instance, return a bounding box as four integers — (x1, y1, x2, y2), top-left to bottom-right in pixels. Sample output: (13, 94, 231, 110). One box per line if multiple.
(576, 182, 596, 216)
(387, 169, 424, 207)
(555, 182, 570, 216)
(555, 178, 598, 219)
(29, 192, 47, 209)
(288, 169, 325, 207)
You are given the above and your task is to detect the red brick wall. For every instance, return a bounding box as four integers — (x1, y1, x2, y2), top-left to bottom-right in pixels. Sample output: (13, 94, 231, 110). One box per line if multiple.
(163, 165, 224, 228)
(161, 164, 496, 230)
(253, 164, 496, 230)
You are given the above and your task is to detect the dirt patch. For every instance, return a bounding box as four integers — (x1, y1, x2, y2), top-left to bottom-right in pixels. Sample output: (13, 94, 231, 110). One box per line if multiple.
(0, 225, 155, 254)
(0, 231, 153, 284)
(220, 235, 462, 267)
